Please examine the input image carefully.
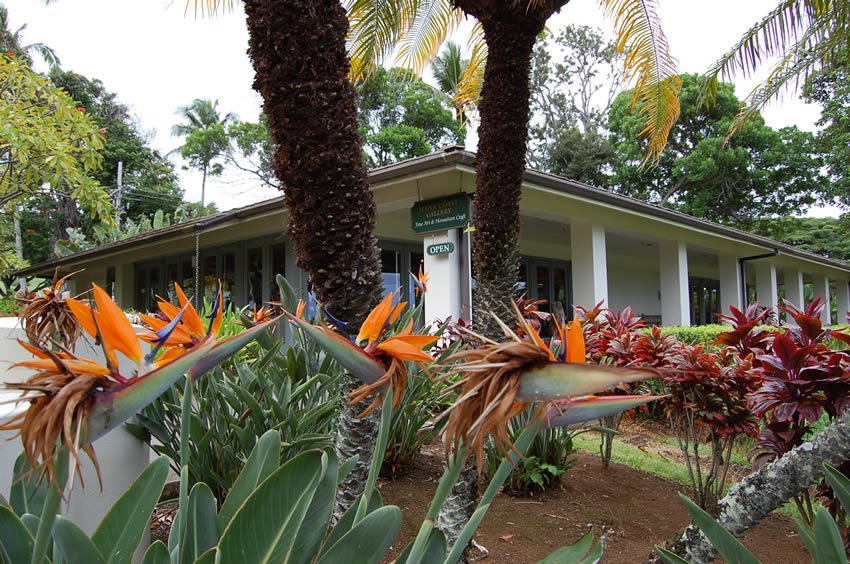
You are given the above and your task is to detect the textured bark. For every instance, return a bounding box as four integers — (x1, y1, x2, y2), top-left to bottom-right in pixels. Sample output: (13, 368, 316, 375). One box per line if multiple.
(647, 410, 850, 563)
(455, 0, 568, 341)
(436, 1, 569, 555)
(333, 376, 380, 519)
(243, 0, 383, 325)
(244, 0, 383, 517)
(435, 462, 478, 557)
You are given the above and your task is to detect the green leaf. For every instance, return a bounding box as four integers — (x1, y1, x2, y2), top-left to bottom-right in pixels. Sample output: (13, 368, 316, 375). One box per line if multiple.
(337, 455, 359, 486)
(217, 450, 323, 564)
(289, 451, 338, 563)
(10, 453, 47, 517)
(794, 517, 815, 556)
(193, 547, 217, 564)
(52, 516, 106, 564)
(0, 505, 34, 564)
(179, 483, 218, 564)
(0, 493, 8, 509)
(679, 493, 759, 564)
(321, 490, 384, 555)
(276, 274, 299, 314)
(823, 463, 850, 514)
(813, 507, 845, 564)
(218, 430, 282, 530)
(316, 506, 401, 564)
(21, 514, 40, 538)
(92, 457, 169, 564)
(396, 528, 446, 564)
(653, 546, 689, 564)
(140, 541, 169, 564)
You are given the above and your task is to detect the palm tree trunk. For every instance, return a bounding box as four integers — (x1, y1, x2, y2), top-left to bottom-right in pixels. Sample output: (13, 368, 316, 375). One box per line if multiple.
(457, 0, 564, 339)
(200, 163, 207, 208)
(437, 2, 567, 556)
(647, 410, 850, 563)
(243, 0, 384, 517)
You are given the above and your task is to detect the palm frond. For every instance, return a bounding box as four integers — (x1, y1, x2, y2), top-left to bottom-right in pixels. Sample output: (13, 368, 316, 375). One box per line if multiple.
(702, 0, 839, 98)
(453, 21, 486, 123)
(394, 0, 462, 76)
(184, 0, 238, 18)
(729, 31, 841, 138)
(601, 0, 681, 165)
(347, 0, 418, 82)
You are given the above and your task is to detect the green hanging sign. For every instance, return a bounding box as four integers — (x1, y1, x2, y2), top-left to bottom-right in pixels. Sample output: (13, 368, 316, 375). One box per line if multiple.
(411, 194, 471, 233)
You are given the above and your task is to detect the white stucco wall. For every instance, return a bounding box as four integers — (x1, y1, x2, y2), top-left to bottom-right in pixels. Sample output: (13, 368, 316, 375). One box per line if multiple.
(608, 265, 662, 317)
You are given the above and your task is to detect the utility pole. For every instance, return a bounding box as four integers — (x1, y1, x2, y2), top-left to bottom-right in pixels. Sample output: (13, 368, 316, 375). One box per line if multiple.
(13, 207, 25, 293)
(114, 160, 124, 210)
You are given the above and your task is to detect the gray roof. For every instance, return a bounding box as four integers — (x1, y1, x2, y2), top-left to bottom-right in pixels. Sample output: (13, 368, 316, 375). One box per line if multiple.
(16, 145, 850, 276)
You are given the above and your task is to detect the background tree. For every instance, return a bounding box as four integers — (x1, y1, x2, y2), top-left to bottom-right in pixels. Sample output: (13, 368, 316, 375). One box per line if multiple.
(356, 67, 464, 167)
(171, 98, 235, 207)
(751, 216, 850, 262)
(226, 115, 279, 189)
(804, 57, 850, 209)
(528, 24, 624, 184)
(607, 73, 828, 227)
(432, 40, 471, 129)
(0, 5, 59, 68)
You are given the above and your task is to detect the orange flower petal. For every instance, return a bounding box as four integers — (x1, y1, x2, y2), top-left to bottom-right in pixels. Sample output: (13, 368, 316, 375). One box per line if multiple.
(210, 286, 223, 336)
(66, 298, 97, 338)
(390, 302, 407, 325)
(357, 292, 396, 344)
(377, 337, 436, 362)
(527, 323, 556, 362)
(12, 357, 110, 376)
(93, 284, 143, 364)
(566, 317, 586, 364)
(175, 284, 205, 337)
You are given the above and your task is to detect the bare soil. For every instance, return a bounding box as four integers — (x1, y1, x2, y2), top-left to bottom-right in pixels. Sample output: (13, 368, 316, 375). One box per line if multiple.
(380, 447, 808, 563)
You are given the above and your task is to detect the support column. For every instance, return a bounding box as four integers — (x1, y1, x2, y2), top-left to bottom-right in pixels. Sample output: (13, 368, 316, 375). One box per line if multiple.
(659, 241, 690, 326)
(812, 273, 832, 325)
(836, 279, 850, 325)
(755, 261, 778, 318)
(783, 267, 805, 325)
(424, 229, 462, 325)
(783, 267, 805, 310)
(718, 253, 742, 315)
(570, 220, 608, 309)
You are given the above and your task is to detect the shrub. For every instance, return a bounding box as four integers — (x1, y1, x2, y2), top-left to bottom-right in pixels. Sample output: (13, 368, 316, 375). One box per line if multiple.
(133, 328, 341, 502)
(657, 324, 729, 347)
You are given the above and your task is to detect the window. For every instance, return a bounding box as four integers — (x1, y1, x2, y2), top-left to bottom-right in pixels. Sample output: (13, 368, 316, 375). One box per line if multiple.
(269, 244, 285, 302)
(247, 247, 263, 310)
(689, 277, 720, 326)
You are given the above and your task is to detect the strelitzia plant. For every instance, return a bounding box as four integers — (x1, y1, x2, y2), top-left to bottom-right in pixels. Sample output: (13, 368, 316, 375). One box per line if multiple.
(1, 282, 274, 486)
(441, 308, 663, 470)
(285, 291, 440, 416)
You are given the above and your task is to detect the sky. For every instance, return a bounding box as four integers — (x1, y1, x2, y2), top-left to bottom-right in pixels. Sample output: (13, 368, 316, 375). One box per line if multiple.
(4, 0, 839, 217)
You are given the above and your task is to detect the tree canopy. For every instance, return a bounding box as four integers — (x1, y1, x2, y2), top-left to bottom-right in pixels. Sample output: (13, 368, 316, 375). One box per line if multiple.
(355, 67, 464, 167)
(607, 73, 828, 227)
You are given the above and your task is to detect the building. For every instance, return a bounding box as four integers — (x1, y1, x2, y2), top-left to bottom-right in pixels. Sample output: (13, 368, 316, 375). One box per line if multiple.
(17, 146, 850, 327)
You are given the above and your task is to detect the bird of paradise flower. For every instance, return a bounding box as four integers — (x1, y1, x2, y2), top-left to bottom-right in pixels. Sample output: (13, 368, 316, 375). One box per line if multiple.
(1, 282, 274, 485)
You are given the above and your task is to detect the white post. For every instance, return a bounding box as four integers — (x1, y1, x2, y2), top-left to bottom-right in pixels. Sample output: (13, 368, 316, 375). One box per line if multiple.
(719, 253, 741, 315)
(835, 279, 850, 326)
(755, 261, 778, 318)
(782, 267, 805, 325)
(812, 273, 832, 325)
(570, 220, 608, 309)
(783, 267, 805, 310)
(424, 229, 462, 325)
(659, 240, 690, 326)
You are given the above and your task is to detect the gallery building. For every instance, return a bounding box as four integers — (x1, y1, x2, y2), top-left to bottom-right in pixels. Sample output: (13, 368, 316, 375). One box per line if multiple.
(17, 146, 850, 327)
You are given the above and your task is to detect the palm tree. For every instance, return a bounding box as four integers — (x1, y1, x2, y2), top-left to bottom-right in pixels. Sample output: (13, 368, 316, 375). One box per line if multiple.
(0, 5, 60, 68)
(240, 0, 385, 518)
(703, 0, 850, 138)
(432, 40, 472, 126)
(171, 98, 236, 207)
